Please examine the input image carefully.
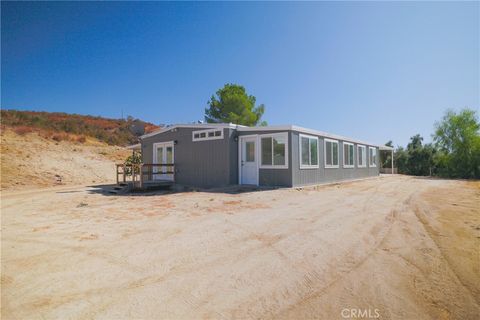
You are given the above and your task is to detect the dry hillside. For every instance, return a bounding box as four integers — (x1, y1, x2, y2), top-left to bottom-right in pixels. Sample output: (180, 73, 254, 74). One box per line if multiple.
(0, 110, 161, 190)
(1, 109, 160, 146)
(0, 129, 130, 190)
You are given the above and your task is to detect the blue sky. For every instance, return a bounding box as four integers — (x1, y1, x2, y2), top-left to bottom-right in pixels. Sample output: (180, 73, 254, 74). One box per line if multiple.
(2, 1, 478, 147)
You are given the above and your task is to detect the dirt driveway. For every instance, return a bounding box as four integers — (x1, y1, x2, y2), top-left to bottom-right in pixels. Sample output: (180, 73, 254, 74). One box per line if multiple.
(1, 175, 479, 319)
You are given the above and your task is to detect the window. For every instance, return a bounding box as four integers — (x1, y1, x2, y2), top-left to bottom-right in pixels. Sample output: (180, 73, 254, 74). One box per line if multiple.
(260, 133, 288, 168)
(369, 147, 377, 167)
(246, 141, 255, 162)
(324, 139, 339, 168)
(192, 129, 224, 141)
(357, 145, 366, 168)
(343, 142, 354, 168)
(299, 134, 319, 169)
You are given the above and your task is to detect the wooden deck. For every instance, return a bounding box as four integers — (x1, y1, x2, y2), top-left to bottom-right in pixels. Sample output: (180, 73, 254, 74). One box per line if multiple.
(116, 163, 175, 191)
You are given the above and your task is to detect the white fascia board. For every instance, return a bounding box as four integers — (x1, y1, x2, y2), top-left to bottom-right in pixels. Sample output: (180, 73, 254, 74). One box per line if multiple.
(237, 125, 384, 148)
(126, 143, 141, 150)
(140, 123, 239, 139)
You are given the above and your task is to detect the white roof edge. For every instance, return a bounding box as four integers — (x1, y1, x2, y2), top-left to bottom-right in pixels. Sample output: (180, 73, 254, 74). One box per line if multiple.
(237, 125, 385, 147)
(140, 122, 387, 148)
(126, 143, 141, 150)
(140, 123, 240, 139)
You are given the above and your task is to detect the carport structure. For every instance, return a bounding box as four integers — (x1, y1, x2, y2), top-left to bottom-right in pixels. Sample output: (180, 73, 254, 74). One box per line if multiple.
(379, 145, 395, 174)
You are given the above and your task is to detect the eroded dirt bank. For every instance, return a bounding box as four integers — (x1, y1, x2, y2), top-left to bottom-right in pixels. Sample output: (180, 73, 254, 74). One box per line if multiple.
(1, 176, 479, 319)
(0, 130, 129, 191)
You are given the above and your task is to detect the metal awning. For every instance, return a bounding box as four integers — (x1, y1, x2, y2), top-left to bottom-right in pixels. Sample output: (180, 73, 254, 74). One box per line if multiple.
(379, 145, 394, 151)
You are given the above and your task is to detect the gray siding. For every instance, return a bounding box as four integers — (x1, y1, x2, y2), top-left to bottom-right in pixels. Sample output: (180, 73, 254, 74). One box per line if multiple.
(291, 131, 379, 187)
(140, 126, 380, 189)
(141, 127, 236, 188)
(237, 130, 293, 187)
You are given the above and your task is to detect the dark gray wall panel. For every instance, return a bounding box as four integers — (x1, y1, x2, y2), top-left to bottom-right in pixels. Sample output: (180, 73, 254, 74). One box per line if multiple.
(141, 127, 234, 188)
(259, 169, 292, 187)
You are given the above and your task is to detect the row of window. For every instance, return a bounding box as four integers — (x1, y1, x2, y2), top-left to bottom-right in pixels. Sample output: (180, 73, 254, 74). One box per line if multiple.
(192, 129, 223, 141)
(258, 133, 377, 169)
(191, 130, 377, 169)
(314, 136, 376, 169)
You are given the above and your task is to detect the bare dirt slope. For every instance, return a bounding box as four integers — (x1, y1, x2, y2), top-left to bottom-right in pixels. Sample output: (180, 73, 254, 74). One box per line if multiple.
(0, 129, 130, 190)
(1, 176, 479, 319)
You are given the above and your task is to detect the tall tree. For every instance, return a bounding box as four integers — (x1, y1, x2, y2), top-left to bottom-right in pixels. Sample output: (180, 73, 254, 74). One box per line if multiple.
(394, 146, 409, 174)
(405, 134, 436, 176)
(205, 84, 266, 126)
(433, 108, 480, 178)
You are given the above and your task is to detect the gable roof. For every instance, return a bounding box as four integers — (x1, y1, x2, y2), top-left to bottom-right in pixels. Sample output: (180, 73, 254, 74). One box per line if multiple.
(140, 123, 241, 139)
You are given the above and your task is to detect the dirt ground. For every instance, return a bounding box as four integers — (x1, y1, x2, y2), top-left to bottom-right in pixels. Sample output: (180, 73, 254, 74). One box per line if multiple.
(1, 175, 479, 319)
(0, 130, 129, 191)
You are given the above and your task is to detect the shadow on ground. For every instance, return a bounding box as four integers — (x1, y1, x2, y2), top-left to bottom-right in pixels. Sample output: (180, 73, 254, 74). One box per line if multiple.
(79, 183, 279, 197)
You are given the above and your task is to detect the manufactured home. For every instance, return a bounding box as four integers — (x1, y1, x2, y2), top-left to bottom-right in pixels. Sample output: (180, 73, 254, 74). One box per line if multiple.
(126, 123, 393, 189)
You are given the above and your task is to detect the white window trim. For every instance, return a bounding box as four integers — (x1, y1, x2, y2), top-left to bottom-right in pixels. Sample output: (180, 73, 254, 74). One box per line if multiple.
(343, 142, 355, 168)
(259, 132, 289, 169)
(299, 134, 319, 169)
(357, 145, 367, 168)
(324, 138, 339, 168)
(192, 128, 224, 142)
(369, 146, 377, 167)
(238, 134, 259, 186)
(153, 141, 175, 164)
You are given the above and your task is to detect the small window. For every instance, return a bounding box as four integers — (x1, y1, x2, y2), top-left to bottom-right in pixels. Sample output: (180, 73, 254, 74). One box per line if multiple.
(192, 128, 224, 141)
(300, 134, 319, 169)
(260, 133, 288, 168)
(357, 145, 366, 167)
(369, 147, 377, 167)
(343, 142, 354, 168)
(325, 139, 339, 168)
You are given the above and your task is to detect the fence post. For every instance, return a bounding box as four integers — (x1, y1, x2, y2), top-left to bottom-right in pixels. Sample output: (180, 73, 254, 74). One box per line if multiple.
(139, 164, 144, 189)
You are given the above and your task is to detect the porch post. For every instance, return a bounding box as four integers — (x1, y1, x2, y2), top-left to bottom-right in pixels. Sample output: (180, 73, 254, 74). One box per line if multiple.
(391, 150, 394, 174)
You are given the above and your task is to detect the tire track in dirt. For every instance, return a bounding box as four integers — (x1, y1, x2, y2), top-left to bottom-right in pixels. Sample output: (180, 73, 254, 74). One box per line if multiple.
(273, 179, 422, 318)
(411, 198, 480, 306)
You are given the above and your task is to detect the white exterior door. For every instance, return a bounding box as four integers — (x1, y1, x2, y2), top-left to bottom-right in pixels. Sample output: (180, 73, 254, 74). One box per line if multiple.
(240, 136, 258, 185)
(153, 142, 174, 181)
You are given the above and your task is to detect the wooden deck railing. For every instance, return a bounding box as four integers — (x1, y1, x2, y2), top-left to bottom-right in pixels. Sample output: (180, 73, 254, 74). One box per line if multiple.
(116, 163, 175, 190)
